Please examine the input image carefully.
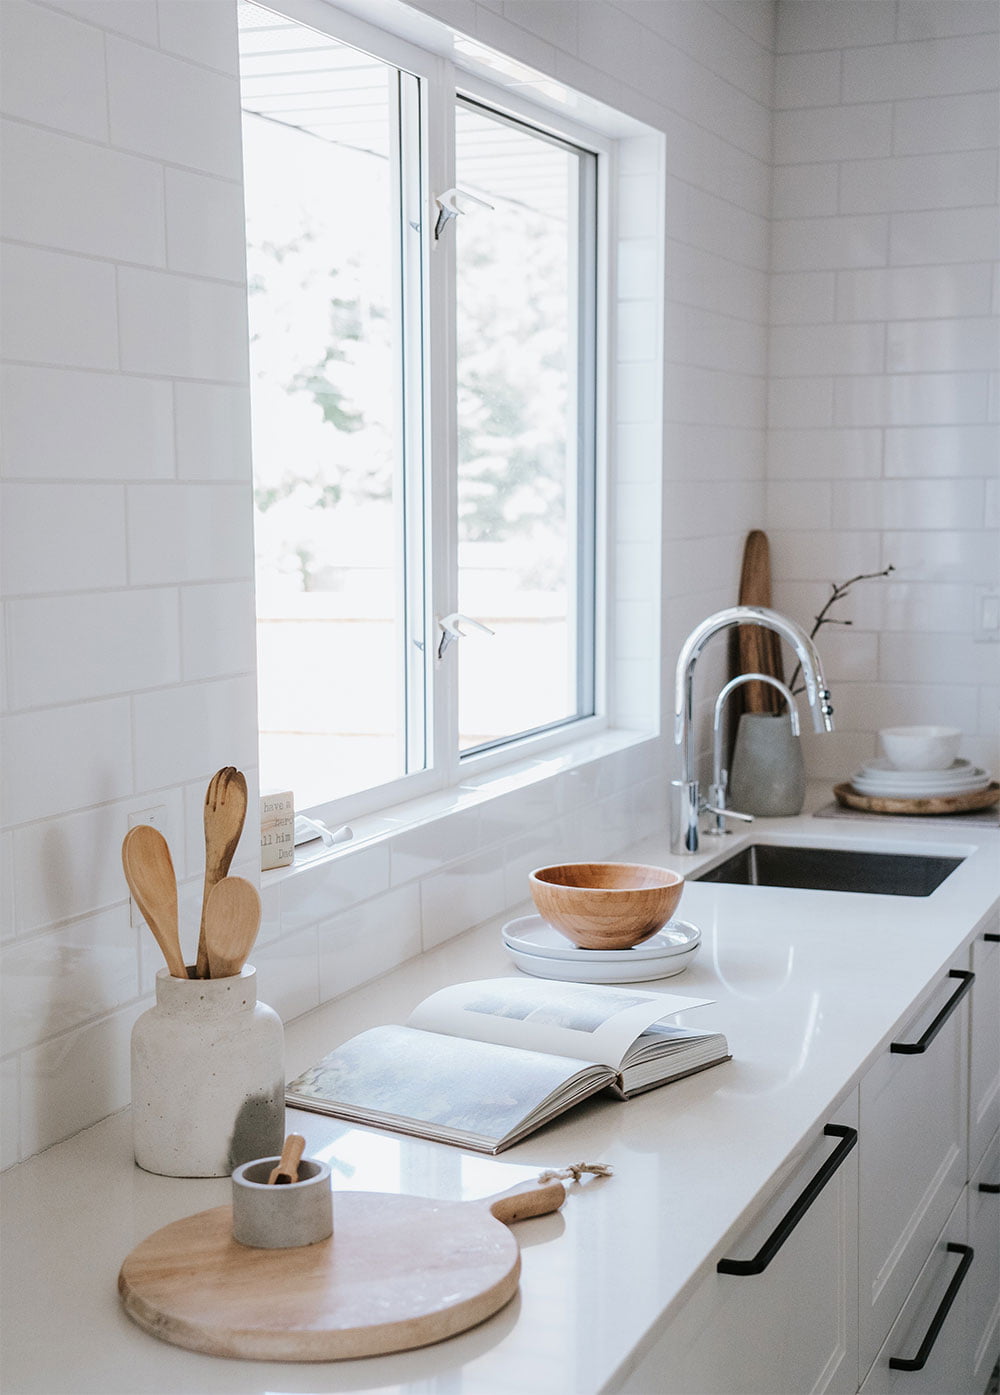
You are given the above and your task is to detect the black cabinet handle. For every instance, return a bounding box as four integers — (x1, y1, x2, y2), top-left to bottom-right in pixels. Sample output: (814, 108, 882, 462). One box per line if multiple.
(717, 1124, 857, 1276)
(979, 1182, 999, 1193)
(984, 932, 1000, 942)
(890, 970, 974, 1054)
(889, 1244, 973, 1371)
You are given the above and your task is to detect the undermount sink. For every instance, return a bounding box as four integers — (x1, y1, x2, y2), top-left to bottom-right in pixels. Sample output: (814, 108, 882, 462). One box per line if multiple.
(692, 843, 965, 897)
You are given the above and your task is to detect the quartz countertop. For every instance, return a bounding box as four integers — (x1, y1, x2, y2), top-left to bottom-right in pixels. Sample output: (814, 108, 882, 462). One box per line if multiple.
(2, 801, 997, 1395)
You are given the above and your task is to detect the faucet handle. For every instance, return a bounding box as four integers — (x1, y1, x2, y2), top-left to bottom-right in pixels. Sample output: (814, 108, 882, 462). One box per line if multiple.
(704, 803, 754, 824)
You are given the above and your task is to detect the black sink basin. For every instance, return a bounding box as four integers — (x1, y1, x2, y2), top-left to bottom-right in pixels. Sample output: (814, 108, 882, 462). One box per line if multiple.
(692, 843, 964, 897)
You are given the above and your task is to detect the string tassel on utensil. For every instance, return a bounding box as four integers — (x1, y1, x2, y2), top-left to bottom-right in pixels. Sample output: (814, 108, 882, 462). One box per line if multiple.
(536, 1162, 614, 1183)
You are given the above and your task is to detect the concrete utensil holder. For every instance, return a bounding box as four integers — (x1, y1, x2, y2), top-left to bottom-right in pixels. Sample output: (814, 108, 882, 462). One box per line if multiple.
(130, 964, 285, 1178)
(231, 1155, 334, 1249)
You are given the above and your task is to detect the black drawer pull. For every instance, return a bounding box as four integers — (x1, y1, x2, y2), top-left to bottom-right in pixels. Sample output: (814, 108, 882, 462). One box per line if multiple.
(984, 932, 1000, 942)
(717, 1124, 857, 1276)
(979, 1182, 999, 1194)
(889, 1243, 973, 1371)
(890, 970, 974, 1054)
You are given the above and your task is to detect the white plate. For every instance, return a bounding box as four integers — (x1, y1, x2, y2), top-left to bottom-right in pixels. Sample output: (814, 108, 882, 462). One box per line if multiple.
(852, 772, 990, 797)
(501, 914, 701, 963)
(856, 758, 980, 784)
(505, 940, 700, 984)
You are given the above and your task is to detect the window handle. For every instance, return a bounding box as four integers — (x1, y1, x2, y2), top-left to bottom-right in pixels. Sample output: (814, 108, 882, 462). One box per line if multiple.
(437, 612, 495, 660)
(433, 186, 494, 240)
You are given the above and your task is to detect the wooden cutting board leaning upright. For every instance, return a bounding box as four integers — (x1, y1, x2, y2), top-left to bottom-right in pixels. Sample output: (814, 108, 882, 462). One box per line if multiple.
(733, 530, 786, 715)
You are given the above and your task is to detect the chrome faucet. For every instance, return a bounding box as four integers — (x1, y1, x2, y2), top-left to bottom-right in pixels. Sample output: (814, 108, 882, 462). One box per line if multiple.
(671, 606, 834, 854)
(707, 671, 800, 837)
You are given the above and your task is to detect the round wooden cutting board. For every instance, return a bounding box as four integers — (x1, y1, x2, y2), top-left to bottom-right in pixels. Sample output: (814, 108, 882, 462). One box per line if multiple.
(833, 782, 1000, 817)
(118, 1178, 565, 1362)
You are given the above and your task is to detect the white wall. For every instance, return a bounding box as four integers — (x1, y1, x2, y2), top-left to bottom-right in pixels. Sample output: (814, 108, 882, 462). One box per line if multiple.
(0, 0, 774, 1164)
(768, 0, 1000, 781)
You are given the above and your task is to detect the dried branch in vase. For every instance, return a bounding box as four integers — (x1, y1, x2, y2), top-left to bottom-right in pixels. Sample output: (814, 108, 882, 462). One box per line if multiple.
(788, 564, 895, 695)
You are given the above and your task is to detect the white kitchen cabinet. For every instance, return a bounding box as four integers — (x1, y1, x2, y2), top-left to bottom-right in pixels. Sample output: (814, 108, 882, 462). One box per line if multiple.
(967, 1130, 1000, 1395)
(969, 925, 1000, 1175)
(858, 959, 971, 1378)
(858, 1192, 974, 1395)
(618, 1095, 859, 1395)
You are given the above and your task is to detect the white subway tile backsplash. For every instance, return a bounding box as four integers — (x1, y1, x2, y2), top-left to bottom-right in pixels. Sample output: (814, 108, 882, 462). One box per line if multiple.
(7, 589, 180, 708)
(180, 581, 255, 680)
(886, 318, 1000, 374)
(831, 478, 986, 531)
(1, 120, 166, 266)
(884, 423, 1000, 477)
(0, 909, 138, 1054)
(772, 163, 838, 219)
(318, 885, 422, 1004)
(836, 264, 994, 322)
(765, 479, 834, 530)
(895, 1, 1000, 41)
(842, 33, 999, 104)
(833, 373, 990, 427)
(253, 927, 319, 1023)
(773, 49, 840, 109)
(127, 482, 253, 586)
(768, 427, 883, 479)
(0, 366, 174, 481)
(770, 272, 836, 324)
(0, 482, 127, 596)
(0, 0, 109, 140)
(840, 150, 998, 216)
(0, 243, 118, 370)
(773, 216, 889, 272)
(879, 629, 1000, 686)
(767, 376, 834, 429)
(106, 35, 242, 177)
(770, 322, 884, 377)
(420, 849, 507, 950)
(777, 0, 896, 54)
(117, 268, 249, 382)
(164, 167, 247, 282)
(889, 206, 1000, 266)
(157, 0, 238, 73)
(893, 91, 999, 157)
(1, 699, 134, 825)
(775, 104, 893, 165)
(889, 529, 1000, 584)
(173, 381, 252, 479)
(131, 674, 257, 789)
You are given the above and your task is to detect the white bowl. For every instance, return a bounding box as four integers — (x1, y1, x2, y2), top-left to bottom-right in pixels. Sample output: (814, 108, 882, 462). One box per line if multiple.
(878, 725, 962, 771)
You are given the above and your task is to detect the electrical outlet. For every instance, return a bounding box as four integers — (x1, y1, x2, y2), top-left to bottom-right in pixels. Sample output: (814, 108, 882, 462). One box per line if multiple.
(128, 806, 168, 928)
(974, 586, 1000, 643)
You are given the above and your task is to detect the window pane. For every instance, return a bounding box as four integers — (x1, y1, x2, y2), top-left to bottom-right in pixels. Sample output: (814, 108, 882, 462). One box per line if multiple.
(454, 103, 595, 753)
(239, 5, 425, 808)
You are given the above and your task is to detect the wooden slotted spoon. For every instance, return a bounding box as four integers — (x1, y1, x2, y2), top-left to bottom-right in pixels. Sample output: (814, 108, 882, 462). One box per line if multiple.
(122, 824, 188, 980)
(204, 876, 261, 980)
(195, 768, 248, 978)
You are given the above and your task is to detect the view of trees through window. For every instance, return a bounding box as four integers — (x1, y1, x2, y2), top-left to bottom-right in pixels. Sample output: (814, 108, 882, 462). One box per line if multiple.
(240, 6, 595, 809)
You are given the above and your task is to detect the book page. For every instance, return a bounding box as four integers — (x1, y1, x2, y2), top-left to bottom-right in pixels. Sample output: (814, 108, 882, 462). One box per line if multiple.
(405, 978, 712, 1070)
(285, 1024, 611, 1148)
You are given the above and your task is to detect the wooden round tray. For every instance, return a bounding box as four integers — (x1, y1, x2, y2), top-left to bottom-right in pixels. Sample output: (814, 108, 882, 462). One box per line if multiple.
(833, 781, 1000, 817)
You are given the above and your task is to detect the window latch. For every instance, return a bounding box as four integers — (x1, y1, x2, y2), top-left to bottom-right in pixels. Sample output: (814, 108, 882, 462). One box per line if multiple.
(437, 611, 495, 660)
(433, 186, 494, 240)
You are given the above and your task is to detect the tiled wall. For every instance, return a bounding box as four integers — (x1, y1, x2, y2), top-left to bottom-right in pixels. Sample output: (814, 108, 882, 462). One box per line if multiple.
(0, 0, 775, 1164)
(768, 0, 1000, 782)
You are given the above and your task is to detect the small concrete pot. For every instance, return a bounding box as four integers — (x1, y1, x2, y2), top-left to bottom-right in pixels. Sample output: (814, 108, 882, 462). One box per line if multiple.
(231, 1155, 333, 1249)
(729, 711, 806, 817)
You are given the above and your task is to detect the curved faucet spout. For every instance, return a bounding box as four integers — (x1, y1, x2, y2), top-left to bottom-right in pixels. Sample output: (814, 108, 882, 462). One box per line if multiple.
(671, 605, 834, 854)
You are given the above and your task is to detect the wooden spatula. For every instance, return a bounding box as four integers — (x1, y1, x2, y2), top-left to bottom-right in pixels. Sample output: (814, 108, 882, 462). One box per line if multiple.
(204, 876, 261, 979)
(195, 767, 248, 978)
(122, 824, 188, 980)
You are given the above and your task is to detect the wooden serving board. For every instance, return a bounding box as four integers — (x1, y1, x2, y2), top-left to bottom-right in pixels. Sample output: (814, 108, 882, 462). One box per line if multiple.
(736, 530, 786, 715)
(118, 1177, 565, 1361)
(834, 782, 1000, 817)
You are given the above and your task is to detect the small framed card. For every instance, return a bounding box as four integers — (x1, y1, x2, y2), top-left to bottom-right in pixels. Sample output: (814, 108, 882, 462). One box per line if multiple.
(260, 791, 294, 870)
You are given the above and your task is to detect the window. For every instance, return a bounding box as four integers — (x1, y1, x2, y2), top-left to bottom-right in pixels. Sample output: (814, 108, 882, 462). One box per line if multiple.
(238, 2, 606, 820)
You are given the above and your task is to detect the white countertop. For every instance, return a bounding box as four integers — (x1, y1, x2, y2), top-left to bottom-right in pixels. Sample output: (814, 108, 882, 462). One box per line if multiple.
(2, 802, 998, 1395)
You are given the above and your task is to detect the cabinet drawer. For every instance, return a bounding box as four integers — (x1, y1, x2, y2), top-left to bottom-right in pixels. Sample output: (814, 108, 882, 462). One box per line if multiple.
(619, 1099, 859, 1395)
(859, 962, 971, 1377)
(968, 1131, 1000, 1395)
(859, 1192, 973, 1395)
(969, 928, 1000, 1175)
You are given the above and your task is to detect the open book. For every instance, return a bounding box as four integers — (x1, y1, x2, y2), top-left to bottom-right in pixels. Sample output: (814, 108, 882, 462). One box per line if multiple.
(285, 977, 730, 1153)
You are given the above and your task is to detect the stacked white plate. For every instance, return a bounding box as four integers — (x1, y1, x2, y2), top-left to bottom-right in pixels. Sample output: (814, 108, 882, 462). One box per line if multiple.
(850, 757, 992, 799)
(501, 914, 701, 984)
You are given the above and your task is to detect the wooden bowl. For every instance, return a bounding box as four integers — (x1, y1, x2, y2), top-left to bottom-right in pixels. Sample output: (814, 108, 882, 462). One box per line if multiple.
(528, 862, 684, 950)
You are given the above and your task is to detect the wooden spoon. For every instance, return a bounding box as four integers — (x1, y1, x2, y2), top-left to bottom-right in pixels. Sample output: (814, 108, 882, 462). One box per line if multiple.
(204, 876, 261, 980)
(268, 1134, 306, 1186)
(195, 767, 248, 978)
(122, 824, 188, 980)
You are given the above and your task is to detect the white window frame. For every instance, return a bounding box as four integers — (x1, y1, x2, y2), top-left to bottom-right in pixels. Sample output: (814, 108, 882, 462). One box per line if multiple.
(243, 0, 660, 841)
